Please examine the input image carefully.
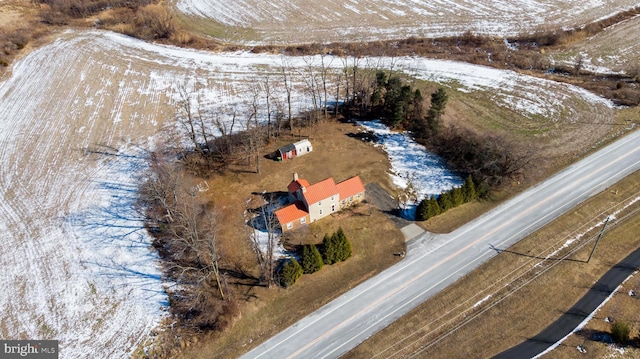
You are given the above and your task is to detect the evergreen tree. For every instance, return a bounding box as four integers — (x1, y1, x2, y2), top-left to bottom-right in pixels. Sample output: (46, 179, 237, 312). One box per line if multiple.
(321, 233, 337, 264)
(334, 228, 352, 262)
(417, 195, 442, 221)
(611, 321, 631, 344)
(281, 258, 303, 287)
(425, 195, 443, 219)
(301, 244, 324, 274)
(462, 175, 478, 202)
(416, 197, 429, 221)
(371, 71, 387, 108)
(451, 186, 464, 207)
(427, 195, 442, 218)
(438, 191, 454, 211)
(383, 76, 402, 125)
(411, 89, 424, 121)
(426, 87, 448, 134)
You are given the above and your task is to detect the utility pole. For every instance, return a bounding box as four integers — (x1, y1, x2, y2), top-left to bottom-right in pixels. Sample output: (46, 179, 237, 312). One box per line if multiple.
(587, 215, 610, 263)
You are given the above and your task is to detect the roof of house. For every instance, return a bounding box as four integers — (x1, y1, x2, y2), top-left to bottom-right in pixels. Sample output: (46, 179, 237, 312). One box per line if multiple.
(274, 201, 308, 224)
(336, 176, 365, 199)
(287, 178, 311, 194)
(302, 177, 339, 204)
(278, 143, 296, 153)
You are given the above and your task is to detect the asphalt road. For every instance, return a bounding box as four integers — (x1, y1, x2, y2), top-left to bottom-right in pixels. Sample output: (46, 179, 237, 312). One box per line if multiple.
(494, 246, 640, 358)
(241, 129, 640, 359)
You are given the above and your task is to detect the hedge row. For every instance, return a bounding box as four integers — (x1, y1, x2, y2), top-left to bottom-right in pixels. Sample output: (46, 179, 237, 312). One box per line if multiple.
(281, 228, 352, 287)
(416, 175, 477, 221)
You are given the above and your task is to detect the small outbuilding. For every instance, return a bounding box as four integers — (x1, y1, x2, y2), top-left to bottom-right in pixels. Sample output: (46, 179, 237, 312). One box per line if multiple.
(277, 139, 312, 161)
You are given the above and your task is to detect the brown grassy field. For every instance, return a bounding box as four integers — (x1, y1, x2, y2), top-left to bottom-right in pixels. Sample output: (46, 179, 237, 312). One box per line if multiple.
(345, 148, 640, 358)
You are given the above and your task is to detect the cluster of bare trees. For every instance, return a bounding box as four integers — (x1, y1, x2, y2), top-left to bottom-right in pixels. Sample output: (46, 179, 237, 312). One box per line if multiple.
(139, 152, 229, 329)
(243, 194, 281, 288)
(172, 56, 346, 173)
(430, 126, 535, 186)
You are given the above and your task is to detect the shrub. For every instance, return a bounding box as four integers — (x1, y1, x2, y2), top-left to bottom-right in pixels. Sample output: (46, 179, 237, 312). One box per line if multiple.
(611, 321, 631, 344)
(135, 4, 175, 40)
(416, 175, 478, 221)
(462, 175, 478, 202)
(301, 244, 323, 274)
(334, 228, 352, 262)
(416, 195, 441, 221)
(321, 228, 352, 264)
(281, 258, 303, 287)
(321, 233, 337, 264)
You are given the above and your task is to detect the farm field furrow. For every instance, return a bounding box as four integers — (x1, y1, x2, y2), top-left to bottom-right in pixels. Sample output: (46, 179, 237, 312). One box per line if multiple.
(0, 30, 617, 357)
(173, 0, 639, 44)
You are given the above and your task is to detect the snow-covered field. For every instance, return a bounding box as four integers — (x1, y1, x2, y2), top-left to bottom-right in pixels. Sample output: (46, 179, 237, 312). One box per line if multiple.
(173, 0, 639, 44)
(0, 30, 615, 357)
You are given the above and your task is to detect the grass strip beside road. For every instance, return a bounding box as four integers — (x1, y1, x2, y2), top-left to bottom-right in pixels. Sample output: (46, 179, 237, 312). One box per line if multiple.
(345, 169, 640, 358)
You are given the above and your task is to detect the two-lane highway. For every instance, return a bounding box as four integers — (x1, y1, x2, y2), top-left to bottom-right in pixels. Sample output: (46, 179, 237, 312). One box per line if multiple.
(242, 129, 640, 359)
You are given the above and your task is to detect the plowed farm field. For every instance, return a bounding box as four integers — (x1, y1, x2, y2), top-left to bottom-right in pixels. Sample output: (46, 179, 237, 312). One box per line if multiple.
(173, 0, 639, 44)
(0, 29, 620, 357)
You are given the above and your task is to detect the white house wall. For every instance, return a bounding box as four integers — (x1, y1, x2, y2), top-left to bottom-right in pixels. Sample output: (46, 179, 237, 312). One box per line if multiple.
(308, 195, 338, 222)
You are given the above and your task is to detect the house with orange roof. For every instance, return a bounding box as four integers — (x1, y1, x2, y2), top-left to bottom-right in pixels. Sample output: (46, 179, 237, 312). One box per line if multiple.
(275, 173, 365, 232)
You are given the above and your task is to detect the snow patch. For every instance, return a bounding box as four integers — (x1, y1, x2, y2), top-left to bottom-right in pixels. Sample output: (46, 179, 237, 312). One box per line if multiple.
(473, 294, 492, 308)
(357, 120, 463, 219)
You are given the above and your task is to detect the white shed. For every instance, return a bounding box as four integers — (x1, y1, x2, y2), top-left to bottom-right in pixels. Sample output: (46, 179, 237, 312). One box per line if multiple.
(293, 139, 313, 157)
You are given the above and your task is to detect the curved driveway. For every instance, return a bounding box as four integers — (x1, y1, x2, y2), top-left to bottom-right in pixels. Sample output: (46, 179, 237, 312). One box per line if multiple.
(241, 129, 640, 359)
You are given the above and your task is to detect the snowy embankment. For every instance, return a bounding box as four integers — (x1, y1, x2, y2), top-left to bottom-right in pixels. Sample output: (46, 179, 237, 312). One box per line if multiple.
(0, 30, 615, 357)
(174, 0, 639, 44)
(358, 120, 463, 219)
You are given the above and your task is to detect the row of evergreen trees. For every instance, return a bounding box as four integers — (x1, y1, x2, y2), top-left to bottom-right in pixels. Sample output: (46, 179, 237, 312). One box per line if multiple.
(416, 175, 477, 221)
(281, 228, 353, 287)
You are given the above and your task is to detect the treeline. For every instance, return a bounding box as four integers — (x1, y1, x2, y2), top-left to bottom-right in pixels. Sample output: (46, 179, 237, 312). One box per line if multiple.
(347, 73, 532, 188)
(367, 71, 448, 138)
(38, 0, 150, 24)
(282, 228, 352, 287)
(138, 154, 236, 331)
(37, 0, 198, 44)
(416, 175, 479, 221)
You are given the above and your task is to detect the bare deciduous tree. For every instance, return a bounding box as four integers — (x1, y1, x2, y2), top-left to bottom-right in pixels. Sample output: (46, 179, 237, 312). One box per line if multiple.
(139, 152, 183, 223)
(318, 52, 332, 119)
(263, 75, 274, 140)
(244, 194, 279, 287)
(281, 56, 294, 133)
(177, 83, 201, 153)
(168, 198, 226, 300)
